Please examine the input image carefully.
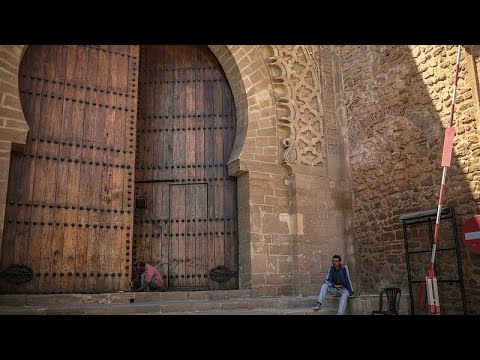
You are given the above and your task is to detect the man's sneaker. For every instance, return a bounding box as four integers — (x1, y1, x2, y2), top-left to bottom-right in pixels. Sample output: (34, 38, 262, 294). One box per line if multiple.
(313, 302, 321, 311)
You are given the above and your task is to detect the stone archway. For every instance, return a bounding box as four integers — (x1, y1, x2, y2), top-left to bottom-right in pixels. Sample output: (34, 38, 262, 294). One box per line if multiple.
(0, 45, 278, 292)
(208, 46, 278, 289)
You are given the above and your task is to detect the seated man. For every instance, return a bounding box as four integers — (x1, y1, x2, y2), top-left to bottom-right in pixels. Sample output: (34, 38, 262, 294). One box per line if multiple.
(313, 255, 354, 315)
(131, 261, 165, 292)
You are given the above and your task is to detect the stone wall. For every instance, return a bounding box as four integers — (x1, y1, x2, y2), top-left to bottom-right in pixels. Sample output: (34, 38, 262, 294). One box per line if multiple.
(258, 45, 353, 296)
(339, 45, 480, 314)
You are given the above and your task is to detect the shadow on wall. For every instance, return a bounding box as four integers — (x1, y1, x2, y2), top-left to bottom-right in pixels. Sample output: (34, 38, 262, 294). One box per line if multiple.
(341, 45, 479, 314)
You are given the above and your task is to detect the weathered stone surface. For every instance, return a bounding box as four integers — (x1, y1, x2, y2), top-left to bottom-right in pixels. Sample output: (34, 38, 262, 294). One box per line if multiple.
(340, 45, 479, 314)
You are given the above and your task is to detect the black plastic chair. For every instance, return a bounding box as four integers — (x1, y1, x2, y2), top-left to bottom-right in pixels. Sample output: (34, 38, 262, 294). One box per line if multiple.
(372, 287, 401, 315)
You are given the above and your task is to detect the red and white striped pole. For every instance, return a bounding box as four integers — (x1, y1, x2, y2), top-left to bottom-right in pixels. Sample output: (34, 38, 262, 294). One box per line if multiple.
(426, 45, 462, 315)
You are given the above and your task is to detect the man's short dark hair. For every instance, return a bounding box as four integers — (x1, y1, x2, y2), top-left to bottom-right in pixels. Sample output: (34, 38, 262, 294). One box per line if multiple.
(332, 255, 342, 261)
(137, 261, 146, 268)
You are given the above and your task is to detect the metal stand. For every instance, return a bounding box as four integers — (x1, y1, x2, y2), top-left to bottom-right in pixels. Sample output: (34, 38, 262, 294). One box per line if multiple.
(399, 207, 467, 315)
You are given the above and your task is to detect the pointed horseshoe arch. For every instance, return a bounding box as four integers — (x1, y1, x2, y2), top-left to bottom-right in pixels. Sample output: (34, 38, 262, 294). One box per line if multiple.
(0, 44, 274, 294)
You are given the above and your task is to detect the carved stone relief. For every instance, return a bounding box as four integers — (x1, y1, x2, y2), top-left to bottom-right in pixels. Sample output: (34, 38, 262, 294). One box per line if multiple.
(260, 45, 326, 167)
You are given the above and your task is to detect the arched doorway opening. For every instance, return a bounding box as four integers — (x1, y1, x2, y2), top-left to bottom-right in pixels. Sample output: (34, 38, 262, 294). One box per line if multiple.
(1, 45, 240, 294)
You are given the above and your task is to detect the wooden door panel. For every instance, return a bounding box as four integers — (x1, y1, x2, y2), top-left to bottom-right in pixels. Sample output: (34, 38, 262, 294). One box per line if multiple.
(168, 184, 208, 288)
(132, 182, 168, 282)
(134, 45, 238, 290)
(1, 45, 138, 294)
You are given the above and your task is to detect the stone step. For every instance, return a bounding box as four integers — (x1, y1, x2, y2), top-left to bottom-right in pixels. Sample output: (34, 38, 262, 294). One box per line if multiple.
(0, 290, 347, 315)
(0, 289, 392, 315)
(135, 306, 339, 315)
(0, 289, 253, 306)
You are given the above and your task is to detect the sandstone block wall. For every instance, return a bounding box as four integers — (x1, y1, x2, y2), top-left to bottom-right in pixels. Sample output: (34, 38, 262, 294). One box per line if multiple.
(339, 45, 480, 314)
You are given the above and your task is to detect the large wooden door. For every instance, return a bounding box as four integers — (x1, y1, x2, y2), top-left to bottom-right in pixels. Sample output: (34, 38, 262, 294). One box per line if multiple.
(134, 45, 238, 290)
(0, 45, 138, 293)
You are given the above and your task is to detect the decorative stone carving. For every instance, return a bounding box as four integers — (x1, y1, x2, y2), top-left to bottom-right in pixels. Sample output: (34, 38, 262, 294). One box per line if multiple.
(261, 45, 326, 167)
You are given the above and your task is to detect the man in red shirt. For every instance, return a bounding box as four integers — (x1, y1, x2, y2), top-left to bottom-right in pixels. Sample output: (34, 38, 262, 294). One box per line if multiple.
(131, 261, 165, 292)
